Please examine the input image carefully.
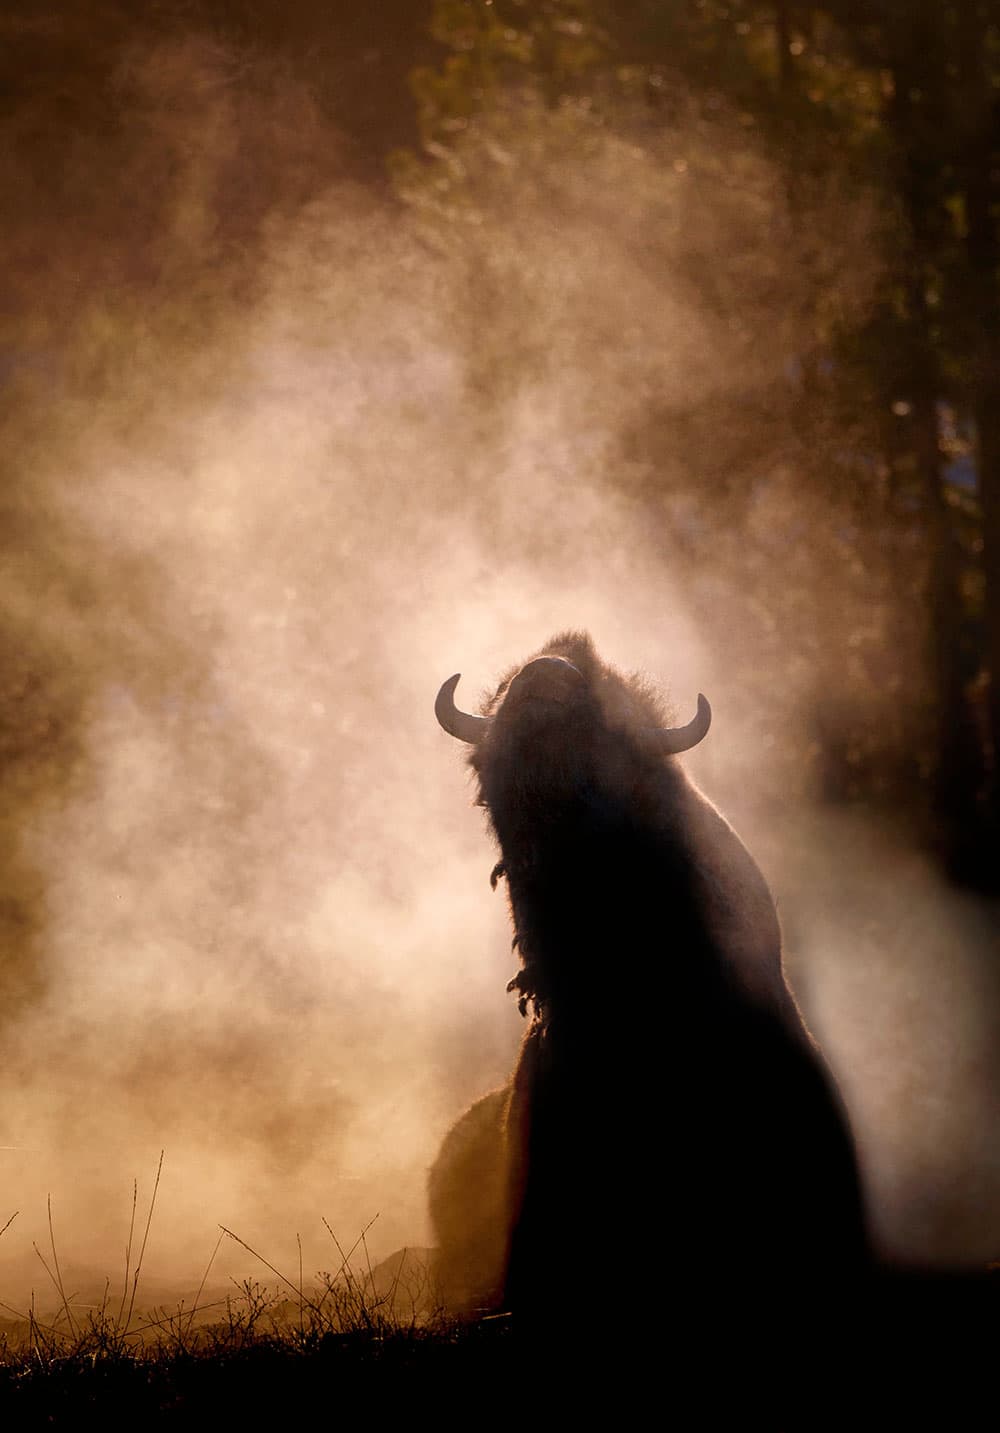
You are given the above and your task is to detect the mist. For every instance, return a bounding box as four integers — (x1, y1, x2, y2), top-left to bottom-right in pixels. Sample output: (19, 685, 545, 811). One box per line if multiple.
(1, 30, 997, 1306)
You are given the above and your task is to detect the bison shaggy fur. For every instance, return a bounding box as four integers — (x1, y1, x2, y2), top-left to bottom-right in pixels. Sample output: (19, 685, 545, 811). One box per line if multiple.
(430, 631, 871, 1371)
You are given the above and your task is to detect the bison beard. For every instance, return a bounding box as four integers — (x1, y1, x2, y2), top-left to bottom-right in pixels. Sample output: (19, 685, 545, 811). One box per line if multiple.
(431, 632, 871, 1379)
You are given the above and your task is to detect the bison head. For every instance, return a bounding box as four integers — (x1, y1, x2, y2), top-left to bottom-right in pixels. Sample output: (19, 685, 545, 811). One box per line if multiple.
(436, 631, 709, 764)
(434, 632, 712, 1016)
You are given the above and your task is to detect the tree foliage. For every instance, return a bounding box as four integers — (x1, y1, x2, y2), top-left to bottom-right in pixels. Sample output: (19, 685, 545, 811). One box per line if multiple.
(401, 0, 1000, 889)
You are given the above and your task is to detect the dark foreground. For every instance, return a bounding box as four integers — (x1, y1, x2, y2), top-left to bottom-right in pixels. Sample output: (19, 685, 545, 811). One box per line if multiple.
(1, 1271, 995, 1428)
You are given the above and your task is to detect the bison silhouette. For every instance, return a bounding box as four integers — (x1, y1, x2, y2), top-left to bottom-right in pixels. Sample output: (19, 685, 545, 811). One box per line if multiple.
(431, 632, 870, 1364)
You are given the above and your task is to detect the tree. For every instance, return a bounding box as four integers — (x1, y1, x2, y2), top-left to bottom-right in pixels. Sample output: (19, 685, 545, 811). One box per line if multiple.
(400, 0, 1000, 889)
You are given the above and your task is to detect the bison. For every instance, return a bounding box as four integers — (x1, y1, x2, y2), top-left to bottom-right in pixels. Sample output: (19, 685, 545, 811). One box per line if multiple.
(431, 631, 871, 1374)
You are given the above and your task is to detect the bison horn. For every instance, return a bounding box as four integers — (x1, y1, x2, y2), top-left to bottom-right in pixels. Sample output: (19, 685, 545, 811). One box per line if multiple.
(435, 674, 489, 744)
(652, 693, 712, 754)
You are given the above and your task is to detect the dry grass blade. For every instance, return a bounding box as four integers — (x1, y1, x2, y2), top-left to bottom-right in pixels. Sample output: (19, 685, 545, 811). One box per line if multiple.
(123, 1150, 164, 1334)
(46, 1194, 77, 1338)
(0, 1210, 18, 1240)
(360, 1228, 376, 1292)
(186, 1230, 224, 1338)
(31, 1241, 76, 1338)
(322, 1214, 379, 1288)
(386, 1247, 408, 1312)
(133, 1295, 230, 1342)
(297, 1232, 304, 1336)
(116, 1179, 139, 1330)
(219, 1226, 320, 1311)
(322, 1215, 381, 1330)
(0, 1297, 63, 1343)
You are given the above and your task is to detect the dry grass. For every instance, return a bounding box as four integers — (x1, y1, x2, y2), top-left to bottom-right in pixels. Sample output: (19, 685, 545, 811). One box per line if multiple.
(2, 1161, 995, 1425)
(0, 1160, 512, 1424)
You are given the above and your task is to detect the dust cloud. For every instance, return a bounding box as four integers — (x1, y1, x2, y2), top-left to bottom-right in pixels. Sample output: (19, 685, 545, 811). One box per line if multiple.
(1, 33, 996, 1306)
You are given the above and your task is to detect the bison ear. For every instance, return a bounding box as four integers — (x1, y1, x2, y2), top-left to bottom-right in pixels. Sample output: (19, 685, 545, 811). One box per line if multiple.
(435, 674, 489, 744)
(650, 693, 711, 754)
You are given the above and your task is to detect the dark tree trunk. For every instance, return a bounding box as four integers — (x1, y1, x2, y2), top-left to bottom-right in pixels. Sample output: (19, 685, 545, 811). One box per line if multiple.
(886, 28, 986, 880)
(957, 0, 1000, 874)
(775, 0, 796, 93)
